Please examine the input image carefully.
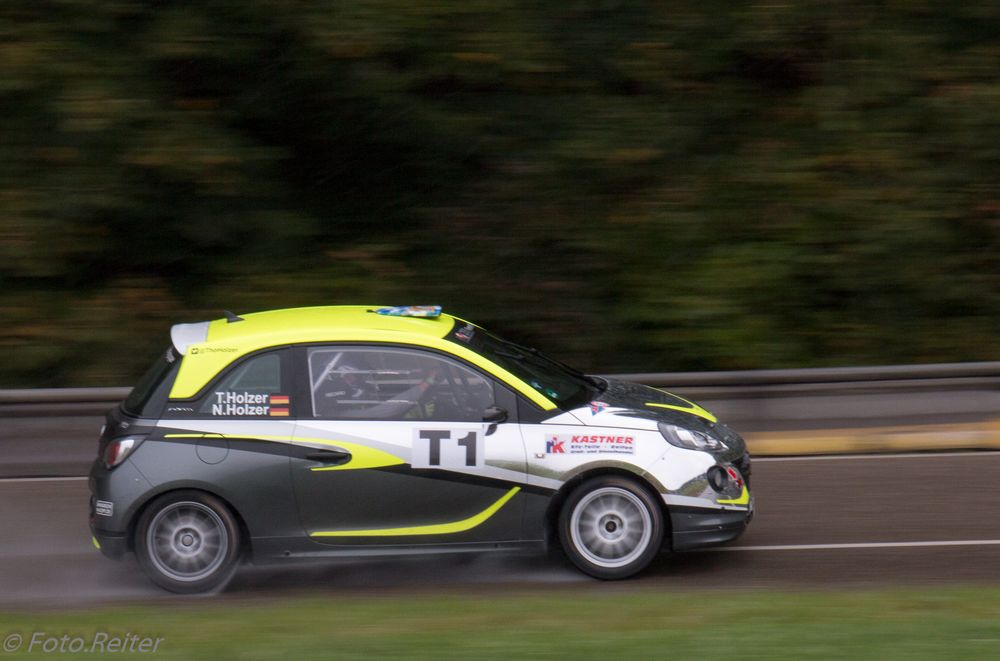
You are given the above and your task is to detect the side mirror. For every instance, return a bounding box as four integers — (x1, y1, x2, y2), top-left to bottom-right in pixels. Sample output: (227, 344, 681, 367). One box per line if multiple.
(483, 406, 507, 436)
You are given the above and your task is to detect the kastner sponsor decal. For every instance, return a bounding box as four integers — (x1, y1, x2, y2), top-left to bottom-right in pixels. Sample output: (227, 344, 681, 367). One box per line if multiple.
(544, 433, 635, 455)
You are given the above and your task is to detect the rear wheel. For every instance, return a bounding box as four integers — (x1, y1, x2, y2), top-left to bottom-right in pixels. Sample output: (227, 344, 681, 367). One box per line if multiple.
(558, 476, 664, 579)
(135, 491, 241, 594)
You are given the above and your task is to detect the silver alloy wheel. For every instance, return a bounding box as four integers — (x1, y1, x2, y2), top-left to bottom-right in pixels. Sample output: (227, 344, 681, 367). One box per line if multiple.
(569, 486, 653, 569)
(146, 501, 229, 583)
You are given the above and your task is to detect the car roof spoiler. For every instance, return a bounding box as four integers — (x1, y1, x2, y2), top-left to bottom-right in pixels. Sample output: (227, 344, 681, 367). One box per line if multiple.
(170, 322, 210, 355)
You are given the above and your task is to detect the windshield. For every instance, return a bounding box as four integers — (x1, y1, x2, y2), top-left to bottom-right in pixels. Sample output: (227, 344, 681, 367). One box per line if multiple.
(446, 322, 601, 409)
(122, 347, 177, 416)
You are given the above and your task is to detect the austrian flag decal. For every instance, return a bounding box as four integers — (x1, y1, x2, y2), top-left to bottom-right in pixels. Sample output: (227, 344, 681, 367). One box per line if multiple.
(544, 433, 635, 455)
(269, 394, 290, 417)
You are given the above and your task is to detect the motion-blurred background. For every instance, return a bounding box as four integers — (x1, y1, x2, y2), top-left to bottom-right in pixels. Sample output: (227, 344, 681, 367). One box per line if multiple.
(7, 7, 1000, 657)
(4, 1, 1000, 388)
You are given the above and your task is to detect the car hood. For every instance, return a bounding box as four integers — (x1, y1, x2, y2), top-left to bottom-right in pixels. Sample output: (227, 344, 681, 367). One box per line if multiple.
(568, 378, 747, 457)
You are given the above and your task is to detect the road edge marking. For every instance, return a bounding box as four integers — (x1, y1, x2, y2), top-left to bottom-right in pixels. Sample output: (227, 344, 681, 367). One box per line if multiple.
(705, 540, 1000, 552)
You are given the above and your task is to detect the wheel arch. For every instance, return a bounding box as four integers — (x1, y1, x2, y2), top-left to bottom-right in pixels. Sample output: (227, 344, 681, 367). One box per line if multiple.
(125, 486, 253, 560)
(544, 466, 672, 552)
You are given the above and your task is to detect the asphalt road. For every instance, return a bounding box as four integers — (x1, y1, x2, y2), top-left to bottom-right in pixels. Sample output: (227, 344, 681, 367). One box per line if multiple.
(3, 451, 1000, 607)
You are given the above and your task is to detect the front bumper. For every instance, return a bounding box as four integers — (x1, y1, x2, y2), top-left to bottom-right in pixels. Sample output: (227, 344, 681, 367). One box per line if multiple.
(669, 500, 753, 552)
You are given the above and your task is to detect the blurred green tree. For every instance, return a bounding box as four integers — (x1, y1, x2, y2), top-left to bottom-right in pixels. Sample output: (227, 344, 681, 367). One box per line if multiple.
(2, 1, 1000, 385)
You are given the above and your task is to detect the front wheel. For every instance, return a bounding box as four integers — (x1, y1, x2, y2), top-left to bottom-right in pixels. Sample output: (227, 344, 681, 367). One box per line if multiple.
(558, 476, 664, 579)
(135, 491, 242, 594)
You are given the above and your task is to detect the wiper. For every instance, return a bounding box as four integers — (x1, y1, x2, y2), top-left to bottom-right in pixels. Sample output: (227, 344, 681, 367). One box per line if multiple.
(508, 341, 603, 387)
(506, 340, 539, 356)
(500, 339, 602, 391)
(494, 348, 527, 361)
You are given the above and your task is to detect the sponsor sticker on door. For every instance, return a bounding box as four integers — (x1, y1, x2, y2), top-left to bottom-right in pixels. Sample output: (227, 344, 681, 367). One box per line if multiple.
(544, 433, 635, 455)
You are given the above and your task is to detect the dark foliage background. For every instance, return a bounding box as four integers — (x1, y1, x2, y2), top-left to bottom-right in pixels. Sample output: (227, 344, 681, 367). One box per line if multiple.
(3, 1, 1000, 386)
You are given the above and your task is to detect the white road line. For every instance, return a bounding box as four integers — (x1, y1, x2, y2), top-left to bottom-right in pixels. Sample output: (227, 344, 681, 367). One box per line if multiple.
(708, 540, 1000, 552)
(0, 476, 87, 484)
(755, 450, 1000, 462)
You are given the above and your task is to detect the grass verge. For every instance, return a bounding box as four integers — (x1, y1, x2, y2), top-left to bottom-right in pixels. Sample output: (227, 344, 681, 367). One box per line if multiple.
(2, 587, 1000, 659)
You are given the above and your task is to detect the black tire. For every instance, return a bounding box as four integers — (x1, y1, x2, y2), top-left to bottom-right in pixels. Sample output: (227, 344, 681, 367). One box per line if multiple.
(557, 476, 664, 580)
(135, 490, 242, 594)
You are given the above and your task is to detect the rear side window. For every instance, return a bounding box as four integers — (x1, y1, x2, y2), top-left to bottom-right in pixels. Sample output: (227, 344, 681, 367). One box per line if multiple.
(199, 351, 288, 417)
(123, 348, 178, 417)
(163, 350, 291, 418)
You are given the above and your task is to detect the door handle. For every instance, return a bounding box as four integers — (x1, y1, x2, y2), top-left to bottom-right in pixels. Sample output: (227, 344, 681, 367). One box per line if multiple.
(306, 449, 352, 464)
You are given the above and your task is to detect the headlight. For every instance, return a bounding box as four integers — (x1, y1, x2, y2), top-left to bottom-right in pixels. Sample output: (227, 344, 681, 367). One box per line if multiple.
(658, 423, 728, 452)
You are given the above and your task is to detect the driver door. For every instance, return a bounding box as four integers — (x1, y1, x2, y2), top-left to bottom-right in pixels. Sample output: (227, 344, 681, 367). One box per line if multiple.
(290, 344, 528, 544)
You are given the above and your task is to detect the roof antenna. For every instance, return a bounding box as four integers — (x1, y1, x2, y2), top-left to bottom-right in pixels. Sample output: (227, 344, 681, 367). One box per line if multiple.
(223, 310, 244, 324)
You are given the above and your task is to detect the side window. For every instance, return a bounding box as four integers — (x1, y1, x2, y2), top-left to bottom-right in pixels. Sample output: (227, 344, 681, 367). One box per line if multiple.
(307, 347, 494, 422)
(164, 351, 290, 418)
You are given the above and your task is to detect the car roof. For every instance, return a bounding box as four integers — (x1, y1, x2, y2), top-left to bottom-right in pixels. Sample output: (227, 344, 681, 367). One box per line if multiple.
(209, 305, 456, 344)
(166, 306, 557, 411)
(168, 305, 456, 397)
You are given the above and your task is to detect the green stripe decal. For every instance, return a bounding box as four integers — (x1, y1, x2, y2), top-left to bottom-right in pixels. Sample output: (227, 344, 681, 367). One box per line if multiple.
(289, 436, 406, 471)
(311, 487, 521, 537)
(717, 486, 750, 506)
(162, 433, 405, 471)
(645, 400, 717, 423)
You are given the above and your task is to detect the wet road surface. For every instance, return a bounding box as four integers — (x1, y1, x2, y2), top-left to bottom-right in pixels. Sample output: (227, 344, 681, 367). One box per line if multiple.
(3, 452, 1000, 606)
